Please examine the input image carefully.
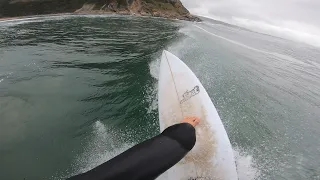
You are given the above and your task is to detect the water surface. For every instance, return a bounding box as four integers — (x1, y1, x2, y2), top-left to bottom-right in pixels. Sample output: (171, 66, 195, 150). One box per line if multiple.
(0, 15, 319, 180)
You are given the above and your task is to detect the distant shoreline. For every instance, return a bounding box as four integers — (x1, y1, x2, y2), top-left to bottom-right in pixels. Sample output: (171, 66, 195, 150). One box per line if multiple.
(0, 12, 201, 22)
(0, 13, 72, 22)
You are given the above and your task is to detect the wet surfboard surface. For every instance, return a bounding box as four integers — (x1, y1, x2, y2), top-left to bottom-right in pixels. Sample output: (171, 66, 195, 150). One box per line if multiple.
(158, 50, 238, 180)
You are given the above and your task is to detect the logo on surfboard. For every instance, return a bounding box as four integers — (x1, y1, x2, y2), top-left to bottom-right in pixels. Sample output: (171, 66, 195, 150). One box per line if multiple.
(180, 86, 200, 104)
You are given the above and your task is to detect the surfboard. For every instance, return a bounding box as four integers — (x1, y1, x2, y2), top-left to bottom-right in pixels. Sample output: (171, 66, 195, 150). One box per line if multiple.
(158, 50, 238, 180)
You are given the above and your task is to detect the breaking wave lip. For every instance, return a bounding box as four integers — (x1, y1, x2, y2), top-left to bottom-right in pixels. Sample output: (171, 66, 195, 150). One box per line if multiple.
(198, 15, 320, 48)
(0, 14, 145, 28)
(0, 14, 116, 27)
(194, 25, 307, 66)
(231, 17, 320, 48)
(145, 58, 161, 114)
(0, 15, 71, 27)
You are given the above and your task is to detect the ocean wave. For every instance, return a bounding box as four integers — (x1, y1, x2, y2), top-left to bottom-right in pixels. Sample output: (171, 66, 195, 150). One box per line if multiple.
(199, 15, 320, 48)
(0, 15, 74, 27)
(145, 59, 160, 114)
(231, 17, 320, 48)
(194, 24, 311, 68)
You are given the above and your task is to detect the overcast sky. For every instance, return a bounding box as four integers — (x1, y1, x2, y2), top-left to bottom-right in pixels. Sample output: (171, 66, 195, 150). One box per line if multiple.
(181, 0, 320, 47)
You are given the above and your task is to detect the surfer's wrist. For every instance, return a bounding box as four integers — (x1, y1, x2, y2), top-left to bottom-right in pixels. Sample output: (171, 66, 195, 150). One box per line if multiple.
(162, 123, 196, 151)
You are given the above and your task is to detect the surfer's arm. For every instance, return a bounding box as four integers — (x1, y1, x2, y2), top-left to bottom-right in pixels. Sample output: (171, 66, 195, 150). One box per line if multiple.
(67, 122, 197, 180)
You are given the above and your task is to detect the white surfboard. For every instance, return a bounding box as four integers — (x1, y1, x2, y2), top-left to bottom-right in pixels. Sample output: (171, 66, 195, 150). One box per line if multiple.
(158, 50, 238, 180)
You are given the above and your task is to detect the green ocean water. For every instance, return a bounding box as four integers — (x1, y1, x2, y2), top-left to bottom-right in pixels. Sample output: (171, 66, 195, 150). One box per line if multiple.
(0, 15, 319, 180)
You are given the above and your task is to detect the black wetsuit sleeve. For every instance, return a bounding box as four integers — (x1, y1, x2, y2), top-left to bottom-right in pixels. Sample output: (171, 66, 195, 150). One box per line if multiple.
(67, 123, 196, 180)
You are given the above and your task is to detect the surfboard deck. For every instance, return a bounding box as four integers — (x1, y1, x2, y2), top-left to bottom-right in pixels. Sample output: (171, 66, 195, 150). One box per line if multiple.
(158, 50, 238, 180)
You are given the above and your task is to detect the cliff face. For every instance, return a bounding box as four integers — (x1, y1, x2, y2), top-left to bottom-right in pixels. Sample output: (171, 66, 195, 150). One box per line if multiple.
(0, 0, 201, 21)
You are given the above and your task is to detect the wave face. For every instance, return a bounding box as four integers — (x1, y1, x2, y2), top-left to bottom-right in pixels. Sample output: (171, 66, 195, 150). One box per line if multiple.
(0, 15, 181, 180)
(181, 0, 320, 48)
(173, 21, 320, 180)
(204, 15, 320, 48)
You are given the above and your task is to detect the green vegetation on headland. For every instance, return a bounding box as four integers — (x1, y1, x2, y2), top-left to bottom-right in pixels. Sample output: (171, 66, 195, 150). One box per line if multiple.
(0, 0, 201, 21)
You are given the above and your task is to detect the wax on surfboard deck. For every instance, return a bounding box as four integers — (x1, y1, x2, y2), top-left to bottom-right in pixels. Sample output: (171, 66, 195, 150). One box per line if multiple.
(158, 50, 238, 180)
